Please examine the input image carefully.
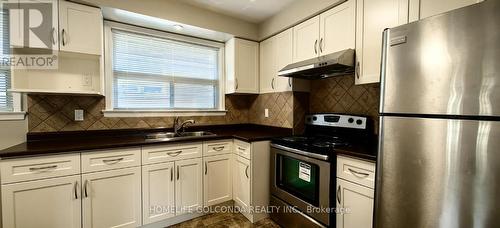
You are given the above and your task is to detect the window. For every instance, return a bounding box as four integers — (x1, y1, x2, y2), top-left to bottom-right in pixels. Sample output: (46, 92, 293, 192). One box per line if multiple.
(105, 22, 225, 115)
(0, 6, 12, 112)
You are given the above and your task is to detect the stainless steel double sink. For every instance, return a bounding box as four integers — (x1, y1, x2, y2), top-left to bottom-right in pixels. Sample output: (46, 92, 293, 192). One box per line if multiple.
(145, 131, 216, 142)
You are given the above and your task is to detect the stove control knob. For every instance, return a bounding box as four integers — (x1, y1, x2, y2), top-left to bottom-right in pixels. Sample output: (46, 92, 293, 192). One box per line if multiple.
(348, 118, 354, 123)
(312, 116, 318, 121)
(356, 119, 363, 125)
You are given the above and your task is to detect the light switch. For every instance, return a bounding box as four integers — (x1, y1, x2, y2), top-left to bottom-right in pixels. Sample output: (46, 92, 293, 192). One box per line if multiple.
(75, 109, 84, 121)
(265, 108, 269, 118)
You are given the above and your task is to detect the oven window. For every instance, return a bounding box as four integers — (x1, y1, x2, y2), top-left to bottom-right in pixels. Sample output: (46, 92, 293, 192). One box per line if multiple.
(277, 154, 320, 206)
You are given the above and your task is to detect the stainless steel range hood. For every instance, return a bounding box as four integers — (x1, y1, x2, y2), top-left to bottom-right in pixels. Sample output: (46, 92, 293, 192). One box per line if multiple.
(278, 49, 355, 79)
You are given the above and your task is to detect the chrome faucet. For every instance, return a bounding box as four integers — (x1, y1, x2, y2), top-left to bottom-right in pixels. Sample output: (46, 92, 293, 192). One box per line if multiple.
(173, 117, 195, 136)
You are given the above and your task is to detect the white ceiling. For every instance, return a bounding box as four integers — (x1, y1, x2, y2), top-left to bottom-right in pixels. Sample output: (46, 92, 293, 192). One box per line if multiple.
(183, 0, 297, 23)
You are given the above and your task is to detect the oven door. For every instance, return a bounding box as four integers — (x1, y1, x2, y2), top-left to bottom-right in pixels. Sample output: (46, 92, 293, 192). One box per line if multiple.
(271, 145, 331, 226)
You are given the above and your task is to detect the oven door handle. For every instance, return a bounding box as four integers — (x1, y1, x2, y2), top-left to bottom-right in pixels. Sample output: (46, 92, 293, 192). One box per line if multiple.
(337, 185, 341, 205)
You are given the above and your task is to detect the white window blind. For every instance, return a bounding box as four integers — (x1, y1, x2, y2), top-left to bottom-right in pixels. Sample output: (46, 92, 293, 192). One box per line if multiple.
(112, 29, 220, 110)
(0, 7, 12, 112)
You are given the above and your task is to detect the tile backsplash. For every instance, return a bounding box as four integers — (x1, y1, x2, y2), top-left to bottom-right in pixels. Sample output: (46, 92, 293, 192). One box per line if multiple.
(27, 75, 379, 133)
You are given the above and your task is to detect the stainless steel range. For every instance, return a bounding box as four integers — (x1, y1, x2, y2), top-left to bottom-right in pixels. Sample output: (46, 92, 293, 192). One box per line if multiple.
(269, 114, 374, 228)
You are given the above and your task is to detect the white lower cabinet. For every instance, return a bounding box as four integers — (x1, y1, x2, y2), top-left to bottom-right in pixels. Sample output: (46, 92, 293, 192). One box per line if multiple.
(1, 175, 81, 228)
(336, 178, 374, 228)
(175, 158, 203, 215)
(203, 154, 232, 206)
(233, 154, 251, 210)
(82, 167, 142, 228)
(142, 162, 176, 224)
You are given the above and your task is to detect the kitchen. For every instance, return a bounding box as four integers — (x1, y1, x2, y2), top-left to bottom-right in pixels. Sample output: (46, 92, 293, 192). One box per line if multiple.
(0, 0, 497, 228)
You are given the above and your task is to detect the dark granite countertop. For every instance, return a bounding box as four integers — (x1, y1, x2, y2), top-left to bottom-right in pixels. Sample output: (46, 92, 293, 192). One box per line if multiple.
(335, 141, 378, 162)
(0, 124, 293, 159)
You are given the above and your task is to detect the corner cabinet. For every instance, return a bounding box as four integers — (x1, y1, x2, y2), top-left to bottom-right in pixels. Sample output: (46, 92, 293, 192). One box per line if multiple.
(355, 0, 409, 85)
(409, 0, 482, 22)
(292, 0, 355, 63)
(225, 38, 260, 94)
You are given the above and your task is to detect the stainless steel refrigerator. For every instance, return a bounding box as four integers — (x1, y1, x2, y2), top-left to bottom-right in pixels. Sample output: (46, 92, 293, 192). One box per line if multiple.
(376, 1, 500, 227)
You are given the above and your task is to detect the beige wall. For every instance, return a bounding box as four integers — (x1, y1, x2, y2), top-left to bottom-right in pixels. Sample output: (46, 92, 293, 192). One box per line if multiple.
(258, 0, 344, 40)
(0, 120, 27, 150)
(81, 0, 259, 41)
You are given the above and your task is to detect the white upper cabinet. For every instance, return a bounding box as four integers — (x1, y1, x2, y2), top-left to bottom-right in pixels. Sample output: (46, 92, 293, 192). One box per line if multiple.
(293, 0, 355, 63)
(293, 16, 320, 62)
(225, 38, 260, 94)
(409, 0, 482, 21)
(259, 37, 276, 93)
(1, 175, 81, 228)
(9, 0, 59, 50)
(355, 0, 409, 85)
(59, 0, 103, 55)
(320, 0, 356, 55)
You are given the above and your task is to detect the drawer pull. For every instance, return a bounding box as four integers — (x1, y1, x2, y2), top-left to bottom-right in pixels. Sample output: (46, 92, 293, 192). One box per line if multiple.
(102, 158, 124, 165)
(29, 165, 58, 172)
(167, 151, 183, 157)
(348, 168, 370, 178)
(238, 147, 246, 151)
(213, 146, 225, 151)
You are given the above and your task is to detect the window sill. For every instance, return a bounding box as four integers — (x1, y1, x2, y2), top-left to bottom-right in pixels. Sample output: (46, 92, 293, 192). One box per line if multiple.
(102, 110, 228, 118)
(0, 112, 27, 121)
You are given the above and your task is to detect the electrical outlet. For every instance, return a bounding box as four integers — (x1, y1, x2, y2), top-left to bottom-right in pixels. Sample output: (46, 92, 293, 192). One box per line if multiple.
(82, 73, 92, 87)
(74, 109, 84, 121)
(265, 108, 269, 118)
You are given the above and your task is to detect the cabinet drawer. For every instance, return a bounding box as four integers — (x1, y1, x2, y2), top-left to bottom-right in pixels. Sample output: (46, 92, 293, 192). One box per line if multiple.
(0, 153, 80, 184)
(203, 140, 232, 157)
(142, 142, 202, 165)
(81, 147, 141, 173)
(234, 140, 251, 160)
(336, 155, 376, 188)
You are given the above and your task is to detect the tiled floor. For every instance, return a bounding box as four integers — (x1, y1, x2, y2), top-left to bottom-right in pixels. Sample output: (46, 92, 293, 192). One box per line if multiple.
(168, 212, 281, 228)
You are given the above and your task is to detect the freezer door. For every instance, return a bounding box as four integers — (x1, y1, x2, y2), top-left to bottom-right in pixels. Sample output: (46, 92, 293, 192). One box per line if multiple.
(380, 0, 500, 116)
(375, 116, 500, 228)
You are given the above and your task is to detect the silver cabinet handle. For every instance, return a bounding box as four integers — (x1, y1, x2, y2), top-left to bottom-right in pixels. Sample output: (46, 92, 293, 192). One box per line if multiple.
(238, 146, 245, 151)
(170, 167, 173, 181)
(205, 162, 208, 175)
(102, 157, 124, 165)
(245, 165, 249, 179)
(235, 79, 239, 90)
(51, 27, 56, 45)
(177, 166, 180, 180)
(29, 165, 57, 172)
(74, 181, 79, 199)
(337, 185, 341, 204)
(167, 151, 182, 157)
(314, 39, 318, 54)
(84, 180, 89, 198)
(319, 38, 323, 53)
(213, 146, 224, 151)
(271, 78, 275, 90)
(61, 29, 67, 46)
(348, 168, 370, 178)
(288, 78, 292, 88)
(356, 61, 360, 79)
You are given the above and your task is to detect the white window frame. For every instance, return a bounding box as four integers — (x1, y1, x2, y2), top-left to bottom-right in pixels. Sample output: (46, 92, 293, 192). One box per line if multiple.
(102, 21, 226, 118)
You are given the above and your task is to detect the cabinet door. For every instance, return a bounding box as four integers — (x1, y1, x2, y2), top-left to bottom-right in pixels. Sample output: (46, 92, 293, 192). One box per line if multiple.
(59, 0, 102, 55)
(9, 0, 59, 49)
(293, 16, 320, 62)
(259, 37, 276, 93)
(319, 0, 355, 55)
(235, 39, 259, 93)
(233, 155, 251, 209)
(409, 0, 481, 21)
(203, 154, 232, 206)
(175, 158, 203, 215)
(83, 167, 142, 228)
(275, 29, 294, 92)
(336, 178, 374, 228)
(355, 0, 408, 84)
(142, 162, 175, 225)
(1, 175, 81, 228)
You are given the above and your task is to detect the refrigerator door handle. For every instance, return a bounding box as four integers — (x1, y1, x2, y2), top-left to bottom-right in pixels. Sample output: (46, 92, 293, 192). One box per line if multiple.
(379, 28, 390, 113)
